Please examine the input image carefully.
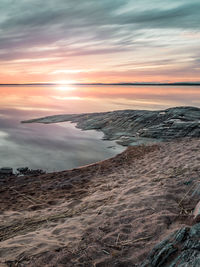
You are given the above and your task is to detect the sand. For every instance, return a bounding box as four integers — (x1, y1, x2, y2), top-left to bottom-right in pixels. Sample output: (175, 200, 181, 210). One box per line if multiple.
(0, 138, 200, 266)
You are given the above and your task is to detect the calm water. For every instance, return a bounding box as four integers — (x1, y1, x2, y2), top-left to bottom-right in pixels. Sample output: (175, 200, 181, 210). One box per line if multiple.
(0, 85, 199, 172)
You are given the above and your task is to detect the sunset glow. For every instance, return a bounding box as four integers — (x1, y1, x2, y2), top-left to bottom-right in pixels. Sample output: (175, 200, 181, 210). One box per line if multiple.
(55, 80, 77, 85)
(0, 1, 200, 84)
(56, 85, 76, 92)
(1, 1, 200, 265)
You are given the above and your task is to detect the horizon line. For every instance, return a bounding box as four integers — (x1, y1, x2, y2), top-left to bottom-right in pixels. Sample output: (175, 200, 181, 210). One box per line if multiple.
(1, 82, 200, 86)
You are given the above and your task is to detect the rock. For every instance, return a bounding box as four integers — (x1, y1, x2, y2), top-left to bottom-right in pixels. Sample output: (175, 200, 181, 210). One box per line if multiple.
(17, 167, 46, 176)
(22, 106, 200, 146)
(193, 201, 200, 223)
(141, 223, 200, 267)
(0, 167, 13, 176)
(17, 167, 29, 174)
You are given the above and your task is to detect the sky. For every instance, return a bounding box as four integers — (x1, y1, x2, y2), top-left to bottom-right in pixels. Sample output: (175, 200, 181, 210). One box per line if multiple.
(0, 0, 200, 83)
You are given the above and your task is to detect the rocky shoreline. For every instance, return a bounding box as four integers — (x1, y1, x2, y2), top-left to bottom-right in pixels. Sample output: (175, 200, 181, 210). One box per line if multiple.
(0, 167, 46, 181)
(22, 106, 200, 146)
(1, 107, 199, 266)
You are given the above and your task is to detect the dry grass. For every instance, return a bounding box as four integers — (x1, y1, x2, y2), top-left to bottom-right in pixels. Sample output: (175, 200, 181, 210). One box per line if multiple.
(1, 140, 200, 267)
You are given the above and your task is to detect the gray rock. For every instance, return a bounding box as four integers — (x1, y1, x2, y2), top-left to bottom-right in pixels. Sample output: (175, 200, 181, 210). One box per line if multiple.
(16, 167, 46, 176)
(16, 167, 29, 175)
(22, 106, 200, 146)
(0, 167, 13, 175)
(141, 223, 200, 267)
(193, 201, 200, 222)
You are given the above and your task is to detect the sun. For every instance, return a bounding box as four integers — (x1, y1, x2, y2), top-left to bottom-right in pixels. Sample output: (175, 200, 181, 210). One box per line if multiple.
(55, 80, 77, 91)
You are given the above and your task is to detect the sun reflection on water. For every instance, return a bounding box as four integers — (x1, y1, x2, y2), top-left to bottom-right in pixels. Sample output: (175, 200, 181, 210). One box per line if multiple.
(56, 85, 76, 91)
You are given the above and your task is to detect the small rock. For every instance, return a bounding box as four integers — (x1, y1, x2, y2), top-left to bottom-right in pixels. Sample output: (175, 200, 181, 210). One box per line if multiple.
(0, 167, 13, 175)
(193, 201, 200, 223)
(17, 167, 46, 176)
(17, 167, 29, 174)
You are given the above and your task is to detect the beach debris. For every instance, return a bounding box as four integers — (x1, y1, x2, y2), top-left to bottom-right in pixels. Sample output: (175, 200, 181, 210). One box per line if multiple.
(102, 249, 110, 255)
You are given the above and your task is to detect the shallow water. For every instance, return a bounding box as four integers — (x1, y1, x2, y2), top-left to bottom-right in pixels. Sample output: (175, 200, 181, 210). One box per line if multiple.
(0, 84, 199, 171)
(0, 116, 124, 172)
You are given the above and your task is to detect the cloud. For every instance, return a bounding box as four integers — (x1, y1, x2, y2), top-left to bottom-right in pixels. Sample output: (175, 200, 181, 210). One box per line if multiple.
(0, 0, 200, 82)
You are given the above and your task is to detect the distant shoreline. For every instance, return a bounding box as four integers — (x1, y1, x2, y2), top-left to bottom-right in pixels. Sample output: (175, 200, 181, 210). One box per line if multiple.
(1, 82, 200, 86)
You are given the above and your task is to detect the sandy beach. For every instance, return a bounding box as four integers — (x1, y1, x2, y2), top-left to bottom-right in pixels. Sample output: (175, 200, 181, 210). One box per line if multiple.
(0, 138, 199, 266)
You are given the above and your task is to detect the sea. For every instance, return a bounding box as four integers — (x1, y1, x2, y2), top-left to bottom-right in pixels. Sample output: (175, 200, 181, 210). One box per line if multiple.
(0, 84, 199, 172)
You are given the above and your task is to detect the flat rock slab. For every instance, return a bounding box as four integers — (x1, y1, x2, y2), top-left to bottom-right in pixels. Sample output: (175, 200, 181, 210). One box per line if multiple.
(22, 106, 200, 146)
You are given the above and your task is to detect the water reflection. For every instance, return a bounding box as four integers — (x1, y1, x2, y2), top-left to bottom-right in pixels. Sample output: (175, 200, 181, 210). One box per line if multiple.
(0, 85, 200, 115)
(0, 112, 124, 171)
(0, 85, 199, 171)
